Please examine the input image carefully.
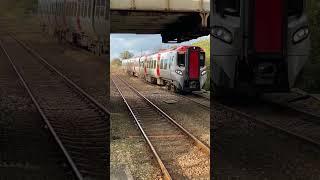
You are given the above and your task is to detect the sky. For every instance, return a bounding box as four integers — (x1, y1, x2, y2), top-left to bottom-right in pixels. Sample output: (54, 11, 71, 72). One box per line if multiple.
(110, 34, 209, 60)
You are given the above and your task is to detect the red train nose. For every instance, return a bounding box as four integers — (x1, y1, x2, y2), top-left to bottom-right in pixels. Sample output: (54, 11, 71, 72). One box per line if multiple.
(254, 0, 284, 54)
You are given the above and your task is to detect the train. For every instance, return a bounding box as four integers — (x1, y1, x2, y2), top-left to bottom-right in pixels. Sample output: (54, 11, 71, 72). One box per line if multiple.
(122, 46, 207, 93)
(37, 0, 109, 55)
(211, 0, 310, 96)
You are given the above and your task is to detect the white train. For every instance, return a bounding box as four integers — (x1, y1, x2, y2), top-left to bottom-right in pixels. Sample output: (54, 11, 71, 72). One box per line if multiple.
(38, 0, 109, 55)
(122, 46, 207, 92)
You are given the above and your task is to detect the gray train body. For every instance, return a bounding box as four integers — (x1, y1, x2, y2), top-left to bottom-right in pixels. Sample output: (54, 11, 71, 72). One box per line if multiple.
(38, 0, 109, 55)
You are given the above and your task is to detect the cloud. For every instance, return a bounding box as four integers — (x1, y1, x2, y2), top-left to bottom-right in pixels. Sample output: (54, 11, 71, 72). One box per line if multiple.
(110, 34, 163, 59)
(110, 34, 209, 60)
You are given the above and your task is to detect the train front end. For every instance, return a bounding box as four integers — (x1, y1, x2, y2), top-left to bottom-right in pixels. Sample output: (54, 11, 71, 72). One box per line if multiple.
(211, 0, 310, 94)
(175, 46, 207, 92)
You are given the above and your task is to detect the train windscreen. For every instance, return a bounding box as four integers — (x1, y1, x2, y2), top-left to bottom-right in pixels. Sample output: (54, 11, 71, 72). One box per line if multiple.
(215, 0, 240, 17)
(288, 0, 303, 17)
(200, 52, 205, 67)
(177, 54, 186, 67)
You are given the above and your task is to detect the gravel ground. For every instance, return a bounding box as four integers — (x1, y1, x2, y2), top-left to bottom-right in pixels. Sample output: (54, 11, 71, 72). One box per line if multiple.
(110, 75, 162, 179)
(118, 72, 210, 147)
(212, 101, 320, 180)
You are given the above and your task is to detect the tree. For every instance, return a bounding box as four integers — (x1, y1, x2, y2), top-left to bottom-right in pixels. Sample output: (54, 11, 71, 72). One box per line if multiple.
(111, 58, 122, 67)
(119, 50, 134, 59)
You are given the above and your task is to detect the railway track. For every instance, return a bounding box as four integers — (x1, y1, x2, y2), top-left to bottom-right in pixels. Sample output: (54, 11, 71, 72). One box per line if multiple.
(187, 93, 210, 109)
(122, 75, 210, 109)
(0, 39, 75, 179)
(0, 35, 109, 180)
(215, 98, 320, 150)
(263, 89, 320, 121)
(112, 75, 210, 179)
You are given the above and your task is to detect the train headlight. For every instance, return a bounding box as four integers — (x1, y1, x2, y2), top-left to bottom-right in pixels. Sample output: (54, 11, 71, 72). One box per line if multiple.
(201, 71, 207, 76)
(293, 26, 309, 44)
(175, 70, 183, 75)
(211, 26, 233, 44)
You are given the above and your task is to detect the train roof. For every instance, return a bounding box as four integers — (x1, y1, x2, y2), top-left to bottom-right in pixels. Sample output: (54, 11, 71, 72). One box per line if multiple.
(121, 45, 204, 61)
(124, 45, 204, 60)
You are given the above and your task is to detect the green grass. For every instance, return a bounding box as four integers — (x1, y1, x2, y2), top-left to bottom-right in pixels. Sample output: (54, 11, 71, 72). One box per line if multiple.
(192, 38, 210, 91)
(295, 0, 320, 93)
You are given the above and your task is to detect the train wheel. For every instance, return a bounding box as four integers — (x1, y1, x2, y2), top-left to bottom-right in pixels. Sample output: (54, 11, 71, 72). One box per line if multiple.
(173, 85, 180, 93)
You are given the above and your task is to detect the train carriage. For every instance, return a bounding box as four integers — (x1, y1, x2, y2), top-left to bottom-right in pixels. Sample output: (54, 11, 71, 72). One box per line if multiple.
(211, 0, 310, 96)
(123, 46, 207, 93)
(38, 0, 109, 55)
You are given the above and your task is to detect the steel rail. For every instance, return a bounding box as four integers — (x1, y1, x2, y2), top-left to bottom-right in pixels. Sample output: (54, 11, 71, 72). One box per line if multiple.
(139, 77, 210, 109)
(215, 101, 320, 148)
(0, 41, 83, 180)
(117, 75, 210, 155)
(9, 34, 111, 117)
(184, 93, 210, 109)
(111, 77, 173, 180)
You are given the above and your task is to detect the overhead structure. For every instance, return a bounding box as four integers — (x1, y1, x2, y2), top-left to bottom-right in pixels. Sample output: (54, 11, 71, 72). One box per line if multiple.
(110, 0, 210, 43)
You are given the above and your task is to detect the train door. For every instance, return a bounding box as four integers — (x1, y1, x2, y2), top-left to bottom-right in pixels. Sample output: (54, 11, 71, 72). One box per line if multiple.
(186, 47, 200, 80)
(168, 52, 175, 81)
(186, 47, 201, 90)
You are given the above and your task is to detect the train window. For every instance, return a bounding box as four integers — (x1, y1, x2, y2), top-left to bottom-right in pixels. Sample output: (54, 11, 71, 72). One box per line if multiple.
(288, 0, 303, 17)
(153, 60, 156, 69)
(101, 0, 105, 17)
(70, 2, 72, 16)
(69, 2, 71, 16)
(85, 0, 89, 17)
(74, 2, 76, 16)
(160, 59, 163, 69)
(177, 53, 185, 67)
(86, 0, 90, 17)
(73, 1, 75, 16)
(200, 52, 205, 67)
(164, 59, 168, 70)
(88, 0, 91, 17)
(85, 0, 88, 17)
(82, 1, 85, 17)
(215, 0, 240, 17)
(75, 2, 77, 16)
(95, 0, 100, 17)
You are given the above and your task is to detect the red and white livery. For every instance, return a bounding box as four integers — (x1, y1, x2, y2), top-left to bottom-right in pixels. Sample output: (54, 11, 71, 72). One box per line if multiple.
(122, 46, 207, 92)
